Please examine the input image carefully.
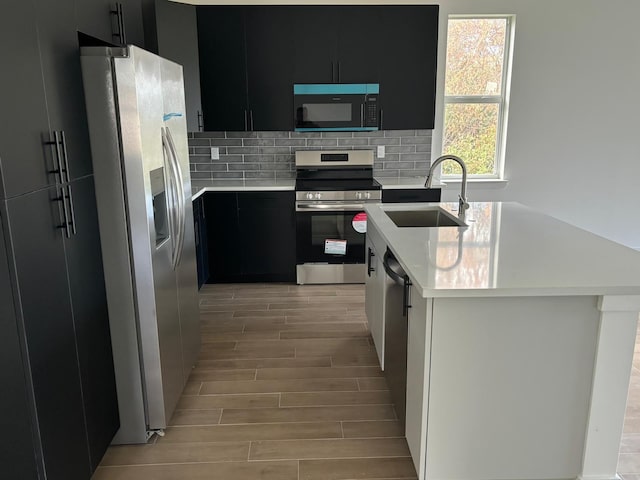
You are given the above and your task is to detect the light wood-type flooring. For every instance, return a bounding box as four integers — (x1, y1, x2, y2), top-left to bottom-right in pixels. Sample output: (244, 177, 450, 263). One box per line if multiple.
(92, 283, 416, 480)
(91, 282, 640, 480)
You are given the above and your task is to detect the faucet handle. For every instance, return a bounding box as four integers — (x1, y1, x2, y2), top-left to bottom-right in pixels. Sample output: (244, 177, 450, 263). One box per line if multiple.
(458, 194, 470, 212)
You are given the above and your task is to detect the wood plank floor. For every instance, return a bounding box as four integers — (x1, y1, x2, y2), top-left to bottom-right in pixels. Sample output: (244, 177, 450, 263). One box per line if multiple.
(91, 282, 640, 479)
(92, 283, 417, 480)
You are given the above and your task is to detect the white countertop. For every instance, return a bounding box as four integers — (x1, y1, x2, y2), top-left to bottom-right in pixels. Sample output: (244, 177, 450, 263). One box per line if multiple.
(365, 201, 640, 298)
(191, 177, 445, 200)
(191, 179, 296, 199)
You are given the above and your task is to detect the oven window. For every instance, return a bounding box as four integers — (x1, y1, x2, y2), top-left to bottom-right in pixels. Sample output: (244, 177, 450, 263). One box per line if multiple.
(302, 103, 352, 122)
(297, 211, 366, 264)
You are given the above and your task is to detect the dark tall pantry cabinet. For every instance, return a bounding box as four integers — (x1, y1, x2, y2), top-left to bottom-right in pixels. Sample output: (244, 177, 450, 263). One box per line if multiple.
(0, 0, 130, 478)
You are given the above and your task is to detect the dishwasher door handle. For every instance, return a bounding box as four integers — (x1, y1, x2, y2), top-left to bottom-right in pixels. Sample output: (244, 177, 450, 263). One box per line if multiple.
(383, 250, 405, 284)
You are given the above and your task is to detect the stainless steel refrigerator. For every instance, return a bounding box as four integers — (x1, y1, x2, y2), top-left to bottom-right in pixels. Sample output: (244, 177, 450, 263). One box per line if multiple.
(80, 45, 200, 444)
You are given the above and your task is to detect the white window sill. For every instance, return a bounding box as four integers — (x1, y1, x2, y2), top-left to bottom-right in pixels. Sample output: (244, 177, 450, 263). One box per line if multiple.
(440, 178, 508, 189)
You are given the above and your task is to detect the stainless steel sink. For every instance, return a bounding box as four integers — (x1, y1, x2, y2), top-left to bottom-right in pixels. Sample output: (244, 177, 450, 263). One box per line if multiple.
(385, 207, 466, 227)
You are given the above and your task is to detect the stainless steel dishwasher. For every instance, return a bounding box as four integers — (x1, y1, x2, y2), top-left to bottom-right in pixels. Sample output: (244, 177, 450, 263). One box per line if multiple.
(382, 248, 412, 429)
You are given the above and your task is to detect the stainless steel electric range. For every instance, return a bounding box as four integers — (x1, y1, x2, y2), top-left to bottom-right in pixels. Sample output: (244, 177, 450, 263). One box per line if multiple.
(295, 150, 381, 284)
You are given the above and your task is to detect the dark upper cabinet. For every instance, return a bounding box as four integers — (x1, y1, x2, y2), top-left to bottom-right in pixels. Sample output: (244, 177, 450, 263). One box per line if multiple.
(0, 209, 39, 480)
(0, 0, 55, 199)
(292, 6, 381, 84)
(76, 0, 145, 48)
(291, 6, 337, 84)
(75, 0, 115, 44)
(120, 0, 146, 48)
(36, 0, 94, 183)
(377, 6, 439, 130)
(197, 7, 248, 132)
(155, 0, 203, 132)
(334, 7, 382, 84)
(195, 5, 438, 132)
(198, 6, 294, 131)
(6, 187, 91, 480)
(245, 7, 294, 131)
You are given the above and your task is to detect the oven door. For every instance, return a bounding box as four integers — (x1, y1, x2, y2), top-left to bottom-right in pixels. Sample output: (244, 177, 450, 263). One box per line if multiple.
(296, 202, 369, 265)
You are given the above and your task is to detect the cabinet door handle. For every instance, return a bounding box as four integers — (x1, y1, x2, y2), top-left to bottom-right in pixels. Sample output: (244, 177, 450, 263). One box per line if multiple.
(360, 104, 364, 128)
(197, 110, 204, 132)
(111, 3, 127, 45)
(56, 186, 71, 238)
(367, 247, 376, 277)
(244, 109, 248, 131)
(59, 130, 71, 183)
(249, 110, 254, 131)
(46, 131, 64, 184)
(337, 61, 341, 83)
(402, 277, 412, 317)
(379, 109, 384, 130)
(331, 62, 335, 83)
(66, 184, 77, 236)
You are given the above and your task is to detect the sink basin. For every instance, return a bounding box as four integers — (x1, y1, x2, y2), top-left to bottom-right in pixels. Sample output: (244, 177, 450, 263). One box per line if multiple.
(385, 207, 466, 227)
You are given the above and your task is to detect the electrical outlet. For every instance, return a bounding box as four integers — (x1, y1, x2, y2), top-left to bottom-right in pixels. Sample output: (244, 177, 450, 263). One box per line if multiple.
(377, 145, 385, 158)
(210, 147, 220, 160)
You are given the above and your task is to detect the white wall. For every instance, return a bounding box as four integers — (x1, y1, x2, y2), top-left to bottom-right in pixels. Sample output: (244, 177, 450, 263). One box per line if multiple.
(433, 0, 640, 249)
(175, 0, 640, 248)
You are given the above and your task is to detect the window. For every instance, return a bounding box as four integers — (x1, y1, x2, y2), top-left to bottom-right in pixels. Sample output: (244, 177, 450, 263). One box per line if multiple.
(442, 16, 515, 179)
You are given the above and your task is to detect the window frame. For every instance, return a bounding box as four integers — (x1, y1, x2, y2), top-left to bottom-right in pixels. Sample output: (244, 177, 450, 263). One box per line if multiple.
(441, 14, 516, 181)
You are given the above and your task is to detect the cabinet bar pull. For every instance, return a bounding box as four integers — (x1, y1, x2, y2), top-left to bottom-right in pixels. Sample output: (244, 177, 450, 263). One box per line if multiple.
(59, 130, 70, 184)
(197, 111, 204, 132)
(249, 110, 254, 131)
(244, 109, 248, 131)
(46, 131, 64, 184)
(402, 277, 412, 317)
(337, 61, 341, 83)
(331, 62, 335, 83)
(379, 109, 384, 130)
(56, 186, 71, 238)
(66, 185, 77, 236)
(360, 104, 364, 128)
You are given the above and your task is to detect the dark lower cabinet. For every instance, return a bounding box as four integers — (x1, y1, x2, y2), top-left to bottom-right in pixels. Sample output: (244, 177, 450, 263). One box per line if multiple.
(63, 176, 119, 471)
(1, 178, 118, 479)
(237, 191, 296, 282)
(204, 191, 296, 283)
(382, 188, 442, 203)
(193, 195, 210, 288)
(0, 212, 40, 480)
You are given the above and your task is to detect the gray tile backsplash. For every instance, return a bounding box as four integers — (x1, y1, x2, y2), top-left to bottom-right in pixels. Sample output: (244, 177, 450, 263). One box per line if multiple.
(188, 130, 432, 181)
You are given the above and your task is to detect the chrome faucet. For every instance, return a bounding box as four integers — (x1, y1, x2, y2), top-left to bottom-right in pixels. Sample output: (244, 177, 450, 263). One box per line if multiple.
(425, 154, 470, 216)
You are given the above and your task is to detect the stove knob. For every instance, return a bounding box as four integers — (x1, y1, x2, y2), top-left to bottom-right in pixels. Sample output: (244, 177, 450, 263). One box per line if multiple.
(315, 192, 322, 200)
(356, 192, 363, 200)
(306, 192, 314, 200)
(365, 192, 371, 200)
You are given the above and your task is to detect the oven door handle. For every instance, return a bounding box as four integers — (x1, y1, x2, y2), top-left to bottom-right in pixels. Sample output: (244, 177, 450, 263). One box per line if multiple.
(296, 203, 366, 212)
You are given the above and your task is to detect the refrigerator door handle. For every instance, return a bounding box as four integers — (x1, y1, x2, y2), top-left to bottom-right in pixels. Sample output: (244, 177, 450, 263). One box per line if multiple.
(161, 128, 180, 267)
(165, 126, 186, 269)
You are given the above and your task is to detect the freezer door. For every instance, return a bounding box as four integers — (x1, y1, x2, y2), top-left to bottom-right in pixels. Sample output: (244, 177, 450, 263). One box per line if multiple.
(113, 47, 184, 432)
(160, 58, 201, 383)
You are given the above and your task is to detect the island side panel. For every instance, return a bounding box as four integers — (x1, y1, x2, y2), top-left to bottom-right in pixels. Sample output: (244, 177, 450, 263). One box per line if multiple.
(579, 295, 640, 480)
(425, 296, 600, 480)
(405, 289, 431, 479)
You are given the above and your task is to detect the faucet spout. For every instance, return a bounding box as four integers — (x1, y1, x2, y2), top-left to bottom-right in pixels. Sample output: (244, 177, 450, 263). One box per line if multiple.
(425, 154, 470, 216)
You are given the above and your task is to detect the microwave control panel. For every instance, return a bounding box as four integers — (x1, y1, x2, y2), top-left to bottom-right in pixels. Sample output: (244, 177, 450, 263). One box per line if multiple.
(364, 96, 378, 127)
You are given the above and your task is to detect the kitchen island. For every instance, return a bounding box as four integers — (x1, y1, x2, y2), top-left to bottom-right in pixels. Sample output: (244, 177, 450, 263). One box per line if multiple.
(364, 201, 640, 480)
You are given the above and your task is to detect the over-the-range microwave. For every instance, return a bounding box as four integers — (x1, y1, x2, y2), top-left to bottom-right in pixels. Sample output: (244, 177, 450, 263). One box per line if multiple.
(293, 83, 379, 132)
